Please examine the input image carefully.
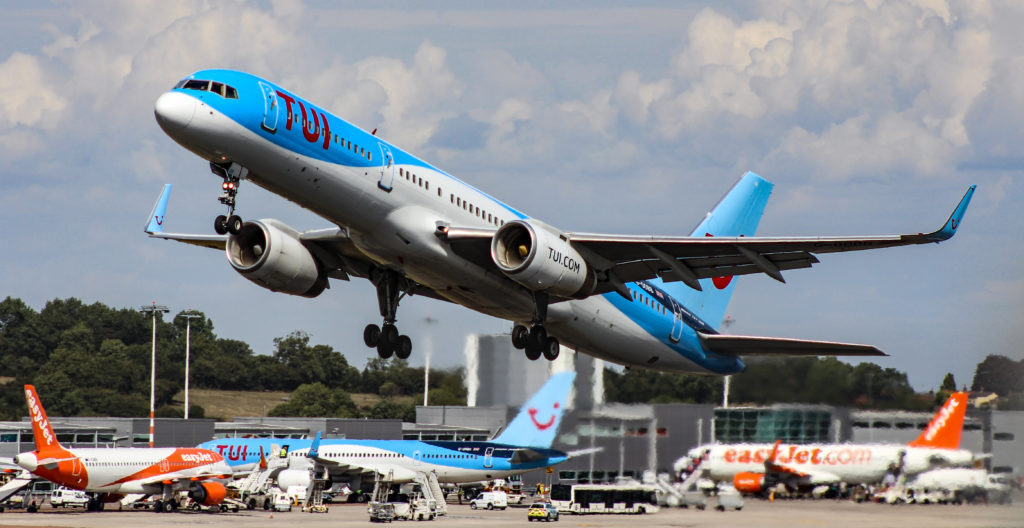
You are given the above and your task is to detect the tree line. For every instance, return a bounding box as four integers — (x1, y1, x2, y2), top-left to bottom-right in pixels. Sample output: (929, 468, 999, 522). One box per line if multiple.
(605, 354, 1024, 411)
(1, 296, 1021, 420)
(0, 297, 465, 421)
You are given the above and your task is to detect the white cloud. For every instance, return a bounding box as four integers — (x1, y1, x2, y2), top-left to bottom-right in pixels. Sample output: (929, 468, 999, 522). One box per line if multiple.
(0, 52, 67, 129)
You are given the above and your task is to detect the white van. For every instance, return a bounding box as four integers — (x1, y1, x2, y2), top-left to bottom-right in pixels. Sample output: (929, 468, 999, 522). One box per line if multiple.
(50, 488, 89, 508)
(469, 491, 508, 510)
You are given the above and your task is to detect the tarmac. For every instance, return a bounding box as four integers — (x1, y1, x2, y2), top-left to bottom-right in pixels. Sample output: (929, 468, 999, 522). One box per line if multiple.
(0, 497, 1022, 528)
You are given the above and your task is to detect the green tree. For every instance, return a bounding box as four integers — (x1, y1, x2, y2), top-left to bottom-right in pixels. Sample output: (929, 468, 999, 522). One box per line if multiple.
(269, 383, 359, 417)
(971, 355, 1024, 395)
(940, 373, 957, 392)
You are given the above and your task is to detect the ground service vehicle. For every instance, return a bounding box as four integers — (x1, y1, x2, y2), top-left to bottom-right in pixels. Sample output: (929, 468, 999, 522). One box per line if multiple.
(470, 491, 508, 510)
(550, 483, 659, 514)
(528, 501, 559, 521)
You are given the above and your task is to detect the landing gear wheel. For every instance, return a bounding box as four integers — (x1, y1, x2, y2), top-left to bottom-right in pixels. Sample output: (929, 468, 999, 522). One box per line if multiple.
(227, 214, 243, 234)
(525, 342, 542, 361)
(377, 340, 394, 359)
(543, 337, 560, 360)
(214, 215, 229, 235)
(395, 335, 412, 359)
(364, 324, 382, 347)
(382, 324, 400, 349)
(511, 325, 529, 349)
(153, 500, 164, 513)
(529, 325, 547, 350)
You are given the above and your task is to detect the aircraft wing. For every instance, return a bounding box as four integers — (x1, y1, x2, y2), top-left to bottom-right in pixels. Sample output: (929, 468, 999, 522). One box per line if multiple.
(443, 185, 975, 295)
(142, 184, 454, 303)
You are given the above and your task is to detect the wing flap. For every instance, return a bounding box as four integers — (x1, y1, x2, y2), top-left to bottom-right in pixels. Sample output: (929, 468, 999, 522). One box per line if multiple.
(698, 333, 886, 357)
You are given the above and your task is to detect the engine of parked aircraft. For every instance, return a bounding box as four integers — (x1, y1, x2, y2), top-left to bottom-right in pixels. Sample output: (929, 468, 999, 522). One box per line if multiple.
(491, 219, 595, 299)
(226, 219, 327, 298)
(732, 472, 766, 494)
(188, 481, 227, 506)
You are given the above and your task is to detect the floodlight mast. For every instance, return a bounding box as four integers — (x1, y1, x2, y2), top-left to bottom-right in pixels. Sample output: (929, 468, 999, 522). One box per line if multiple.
(139, 302, 169, 448)
(178, 310, 202, 420)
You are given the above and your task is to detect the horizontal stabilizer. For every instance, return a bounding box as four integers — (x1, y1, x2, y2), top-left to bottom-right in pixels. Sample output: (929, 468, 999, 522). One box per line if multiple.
(698, 333, 885, 357)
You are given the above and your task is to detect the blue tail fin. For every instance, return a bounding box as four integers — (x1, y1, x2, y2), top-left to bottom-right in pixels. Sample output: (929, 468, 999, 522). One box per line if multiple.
(662, 172, 774, 329)
(492, 371, 575, 448)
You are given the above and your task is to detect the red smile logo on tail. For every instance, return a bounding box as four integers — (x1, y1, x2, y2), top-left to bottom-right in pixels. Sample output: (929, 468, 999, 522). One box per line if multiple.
(528, 402, 560, 430)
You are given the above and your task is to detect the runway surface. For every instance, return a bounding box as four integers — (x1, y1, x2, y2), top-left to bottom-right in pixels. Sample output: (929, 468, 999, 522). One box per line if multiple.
(0, 498, 1021, 528)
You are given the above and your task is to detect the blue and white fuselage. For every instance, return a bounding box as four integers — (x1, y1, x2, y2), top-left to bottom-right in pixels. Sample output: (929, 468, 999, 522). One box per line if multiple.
(151, 70, 972, 375)
(200, 438, 567, 483)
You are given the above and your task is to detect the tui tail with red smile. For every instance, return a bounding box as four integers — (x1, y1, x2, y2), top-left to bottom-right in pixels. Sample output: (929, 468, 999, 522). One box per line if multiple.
(492, 372, 576, 448)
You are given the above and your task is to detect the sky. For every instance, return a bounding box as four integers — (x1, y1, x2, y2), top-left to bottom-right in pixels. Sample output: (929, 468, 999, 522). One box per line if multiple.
(1, 0, 1022, 392)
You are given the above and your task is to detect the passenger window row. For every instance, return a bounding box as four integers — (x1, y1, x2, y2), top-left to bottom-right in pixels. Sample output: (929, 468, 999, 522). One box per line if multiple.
(284, 111, 373, 161)
(450, 192, 503, 227)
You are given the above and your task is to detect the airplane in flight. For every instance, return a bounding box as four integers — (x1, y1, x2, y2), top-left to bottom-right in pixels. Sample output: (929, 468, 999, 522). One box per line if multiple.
(12, 385, 234, 512)
(147, 69, 975, 374)
(691, 392, 975, 493)
(200, 372, 576, 493)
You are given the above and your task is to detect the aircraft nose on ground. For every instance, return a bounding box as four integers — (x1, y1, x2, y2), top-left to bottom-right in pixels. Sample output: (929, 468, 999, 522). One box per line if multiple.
(154, 91, 197, 133)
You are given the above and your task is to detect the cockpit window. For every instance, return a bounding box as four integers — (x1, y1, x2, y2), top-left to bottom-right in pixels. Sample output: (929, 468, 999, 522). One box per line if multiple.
(175, 78, 239, 99)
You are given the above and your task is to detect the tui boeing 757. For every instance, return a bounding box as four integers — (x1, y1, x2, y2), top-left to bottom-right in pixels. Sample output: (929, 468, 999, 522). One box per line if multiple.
(147, 69, 974, 374)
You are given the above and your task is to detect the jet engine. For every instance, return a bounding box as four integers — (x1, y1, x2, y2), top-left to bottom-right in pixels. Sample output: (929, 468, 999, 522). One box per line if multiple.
(188, 481, 227, 506)
(225, 219, 327, 298)
(732, 472, 767, 494)
(277, 469, 332, 493)
(490, 219, 595, 299)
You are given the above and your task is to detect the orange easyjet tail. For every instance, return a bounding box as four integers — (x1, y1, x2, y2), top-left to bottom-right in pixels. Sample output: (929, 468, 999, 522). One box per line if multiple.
(908, 392, 968, 449)
(24, 385, 72, 458)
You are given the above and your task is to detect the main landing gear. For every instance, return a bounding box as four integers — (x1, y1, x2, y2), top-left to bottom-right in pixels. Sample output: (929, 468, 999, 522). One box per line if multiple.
(211, 161, 248, 235)
(362, 269, 413, 360)
(511, 292, 560, 361)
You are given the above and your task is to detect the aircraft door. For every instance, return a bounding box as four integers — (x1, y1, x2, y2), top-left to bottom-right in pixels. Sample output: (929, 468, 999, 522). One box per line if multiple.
(413, 450, 422, 467)
(259, 81, 279, 133)
(668, 298, 684, 343)
(483, 447, 494, 468)
(378, 143, 395, 191)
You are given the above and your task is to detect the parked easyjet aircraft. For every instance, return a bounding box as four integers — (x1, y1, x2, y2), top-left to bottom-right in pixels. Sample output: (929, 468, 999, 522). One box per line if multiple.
(13, 385, 233, 512)
(694, 392, 974, 493)
(147, 69, 974, 373)
(200, 372, 576, 492)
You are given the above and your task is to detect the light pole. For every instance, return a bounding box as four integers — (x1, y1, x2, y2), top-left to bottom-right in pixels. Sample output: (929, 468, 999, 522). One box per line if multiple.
(140, 302, 169, 448)
(178, 310, 202, 420)
(422, 317, 437, 407)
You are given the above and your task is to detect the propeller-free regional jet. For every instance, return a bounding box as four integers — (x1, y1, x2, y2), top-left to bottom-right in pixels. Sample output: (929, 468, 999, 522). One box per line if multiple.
(148, 69, 974, 374)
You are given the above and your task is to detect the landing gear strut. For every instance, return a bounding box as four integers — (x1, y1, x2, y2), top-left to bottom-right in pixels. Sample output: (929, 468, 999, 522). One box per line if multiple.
(362, 269, 413, 359)
(511, 292, 560, 361)
(211, 161, 248, 235)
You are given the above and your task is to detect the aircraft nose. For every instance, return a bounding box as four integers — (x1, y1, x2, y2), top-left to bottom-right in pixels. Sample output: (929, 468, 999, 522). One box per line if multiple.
(154, 91, 197, 132)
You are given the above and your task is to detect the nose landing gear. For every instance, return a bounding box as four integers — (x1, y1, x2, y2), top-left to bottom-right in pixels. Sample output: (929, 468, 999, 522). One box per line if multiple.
(211, 161, 247, 235)
(511, 292, 560, 361)
(362, 269, 414, 359)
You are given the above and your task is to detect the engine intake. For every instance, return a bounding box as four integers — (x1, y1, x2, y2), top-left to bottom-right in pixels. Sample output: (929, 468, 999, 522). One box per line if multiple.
(491, 220, 595, 299)
(226, 219, 327, 298)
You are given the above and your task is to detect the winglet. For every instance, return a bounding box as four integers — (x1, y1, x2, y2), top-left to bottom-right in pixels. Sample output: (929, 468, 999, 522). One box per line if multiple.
(920, 185, 975, 243)
(309, 431, 322, 459)
(145, 184, 173, 234)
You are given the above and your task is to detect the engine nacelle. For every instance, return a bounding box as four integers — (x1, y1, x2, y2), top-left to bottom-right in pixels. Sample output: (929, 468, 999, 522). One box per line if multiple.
(490, 220, 595, 299)
(733, 472, 767, 494)
(188, 481, 227, 506)
(226, 219, 327, 298)
(276, 469, 312, 492)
